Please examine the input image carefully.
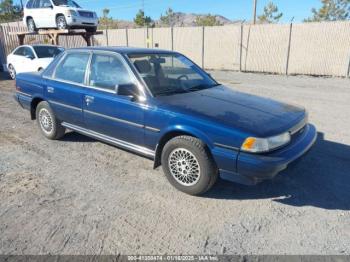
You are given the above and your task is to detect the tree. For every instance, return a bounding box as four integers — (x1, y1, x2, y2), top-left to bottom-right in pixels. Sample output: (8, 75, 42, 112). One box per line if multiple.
(160, 8, 176, 26)
(304, 0, 350, 22)
(134, 9, 153, 27)
(0, 0, 22, 23)
(99, 8, 118, 29)
(195, 14, 222, 26)
(258, 1, 283, 23)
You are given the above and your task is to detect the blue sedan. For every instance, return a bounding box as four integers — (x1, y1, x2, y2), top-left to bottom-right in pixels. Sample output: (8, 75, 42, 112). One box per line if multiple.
(14, 47, 317, 195)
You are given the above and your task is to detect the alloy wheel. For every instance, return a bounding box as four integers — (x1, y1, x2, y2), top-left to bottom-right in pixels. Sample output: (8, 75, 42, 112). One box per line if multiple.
(168, 148, 201, 186)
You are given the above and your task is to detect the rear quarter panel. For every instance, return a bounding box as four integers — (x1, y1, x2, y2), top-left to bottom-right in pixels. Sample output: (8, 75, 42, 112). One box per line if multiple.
(16, 72, 45, 110)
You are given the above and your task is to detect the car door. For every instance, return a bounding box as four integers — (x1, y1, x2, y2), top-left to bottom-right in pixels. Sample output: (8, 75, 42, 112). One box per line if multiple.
(82, 52, 145, 147)
(29, 0, 43, 27)
(11, 47, 36, 73)
(37, 0, 56, 27)
(45, 51, 90, 127)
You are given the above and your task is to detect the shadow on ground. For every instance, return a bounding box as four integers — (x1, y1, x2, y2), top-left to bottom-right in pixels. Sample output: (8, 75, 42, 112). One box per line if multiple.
(205, 132, 350, 210)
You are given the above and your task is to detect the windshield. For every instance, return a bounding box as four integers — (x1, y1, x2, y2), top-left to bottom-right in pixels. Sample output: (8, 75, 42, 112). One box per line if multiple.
(52, 0, 81, 8)
(33, 46, 64, 58)
(128, 53, 218, 96)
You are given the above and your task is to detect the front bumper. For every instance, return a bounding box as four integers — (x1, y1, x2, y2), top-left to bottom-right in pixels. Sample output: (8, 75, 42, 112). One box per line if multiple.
(66, 15, 98, 27)
(220, 124, 317, 185)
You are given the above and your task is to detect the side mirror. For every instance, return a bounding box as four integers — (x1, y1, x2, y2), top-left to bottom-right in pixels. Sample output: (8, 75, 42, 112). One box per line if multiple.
(116, 83, 140, 101)
(25, 55, 35, 60)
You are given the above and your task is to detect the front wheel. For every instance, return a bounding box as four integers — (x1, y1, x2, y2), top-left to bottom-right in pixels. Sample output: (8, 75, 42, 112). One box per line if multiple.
(161, 136, 218, 195)
(86, 27, 97, 33)
(36, 101, 66, 140)
(56, 15, 68, 30)
(27, 18, 37, 32)
(8, 64, 16, 80)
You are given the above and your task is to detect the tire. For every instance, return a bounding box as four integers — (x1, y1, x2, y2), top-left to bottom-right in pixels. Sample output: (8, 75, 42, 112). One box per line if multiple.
(27, 18, 37, 33)
(56, 15, 68, 30)
(86, 27, 97, 33)
(161, 136, 218, 195)
(36, 101, 66, 140)
(8, 64, 16, 80)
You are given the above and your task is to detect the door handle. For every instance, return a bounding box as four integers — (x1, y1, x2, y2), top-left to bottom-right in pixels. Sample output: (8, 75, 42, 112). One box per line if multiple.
(47, 86, 54, 93)
(85, 95, 94, 105)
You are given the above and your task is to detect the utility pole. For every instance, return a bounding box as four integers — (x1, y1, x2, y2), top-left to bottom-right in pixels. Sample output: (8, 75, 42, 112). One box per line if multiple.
(253, 0, 257, 24)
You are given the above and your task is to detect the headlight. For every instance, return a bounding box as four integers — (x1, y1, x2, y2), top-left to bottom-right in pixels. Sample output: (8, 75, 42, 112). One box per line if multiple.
(65, 10, 78, 16)
(241, 132, 291, 153)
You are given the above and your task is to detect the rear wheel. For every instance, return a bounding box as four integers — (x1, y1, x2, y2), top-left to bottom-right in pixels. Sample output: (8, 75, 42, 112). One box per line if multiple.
(56, 15, 68, 30)
(36, 101, 66, 140)
(8, 64, 16, 80)
(161, 136, 218, 195)
(27, 18, 37, 33)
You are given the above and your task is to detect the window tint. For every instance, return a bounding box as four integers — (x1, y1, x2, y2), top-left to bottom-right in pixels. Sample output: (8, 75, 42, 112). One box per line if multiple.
(32, 0, 40, 8)
(14, 47, 25, 56)
(23, 47, 35, 58)
(26, 0, 34, 8)
(33, 46, 64, 58)
(39, 0, 52, 8)
(128, 53, 216, 96)
(55, 52, 90, 84)
(88, 53, 134, 91)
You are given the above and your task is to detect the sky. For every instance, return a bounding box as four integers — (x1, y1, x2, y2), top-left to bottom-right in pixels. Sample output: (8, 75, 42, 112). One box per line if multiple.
(16, 0, 322, 23)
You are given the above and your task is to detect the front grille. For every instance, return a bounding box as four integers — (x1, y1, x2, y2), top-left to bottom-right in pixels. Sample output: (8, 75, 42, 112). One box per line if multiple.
(78, 11, 94, 18)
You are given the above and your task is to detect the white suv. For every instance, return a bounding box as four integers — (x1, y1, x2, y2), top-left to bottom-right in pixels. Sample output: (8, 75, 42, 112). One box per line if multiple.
(23, 0, 99, 32)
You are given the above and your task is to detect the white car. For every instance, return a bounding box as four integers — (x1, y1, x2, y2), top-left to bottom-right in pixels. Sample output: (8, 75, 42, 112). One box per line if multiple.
(23, 0, 98, 32)
(7, 45, 64, 79)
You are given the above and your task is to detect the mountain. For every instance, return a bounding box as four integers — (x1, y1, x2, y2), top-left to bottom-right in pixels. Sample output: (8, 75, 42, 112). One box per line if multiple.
(155, 12, 238, 27)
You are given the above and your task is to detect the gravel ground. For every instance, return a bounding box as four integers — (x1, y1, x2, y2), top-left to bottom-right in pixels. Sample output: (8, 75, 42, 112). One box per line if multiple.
(0, 71, 350, 255)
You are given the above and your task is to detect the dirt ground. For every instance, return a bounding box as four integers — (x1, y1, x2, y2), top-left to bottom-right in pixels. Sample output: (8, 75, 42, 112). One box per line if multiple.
(0, 71, 350, 255)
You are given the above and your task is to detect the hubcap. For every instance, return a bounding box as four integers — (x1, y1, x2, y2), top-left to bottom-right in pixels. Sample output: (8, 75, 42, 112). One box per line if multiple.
(39, 108, 53, 134)
(28, 20, 34, 31)
(8, 65, 15, 79)
(57, 18, 66, 29)
(168, 148, 201, 186)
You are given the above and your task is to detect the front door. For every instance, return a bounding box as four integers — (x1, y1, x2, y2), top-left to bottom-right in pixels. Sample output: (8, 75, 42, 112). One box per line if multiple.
(82, 52, 145, 147)
(46, 51, 90, 126)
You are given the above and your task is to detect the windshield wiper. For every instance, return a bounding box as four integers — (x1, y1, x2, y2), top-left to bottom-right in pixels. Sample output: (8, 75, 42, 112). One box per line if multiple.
(155, 89, 188, 96)
(187, 83, 220, 92)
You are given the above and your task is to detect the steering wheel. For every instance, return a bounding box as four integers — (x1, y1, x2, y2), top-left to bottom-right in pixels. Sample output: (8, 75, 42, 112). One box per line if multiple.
(177, 74, 189, 81)
(177, 74, 189, 89)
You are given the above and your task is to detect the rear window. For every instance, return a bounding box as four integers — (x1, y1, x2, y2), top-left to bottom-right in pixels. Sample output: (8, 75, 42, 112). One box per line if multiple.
(33, 46, 64, 58)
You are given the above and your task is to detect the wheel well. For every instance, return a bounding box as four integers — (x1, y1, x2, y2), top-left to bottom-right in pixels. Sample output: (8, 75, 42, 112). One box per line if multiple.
(30, 98, 44, 120)
(56, 13, 65, 19)
(154, 131, 199, 169)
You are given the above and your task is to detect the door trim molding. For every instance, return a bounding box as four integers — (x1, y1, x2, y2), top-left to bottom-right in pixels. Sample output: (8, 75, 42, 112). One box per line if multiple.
(49, 100, 82, 112)
(61, 122, 155, 158)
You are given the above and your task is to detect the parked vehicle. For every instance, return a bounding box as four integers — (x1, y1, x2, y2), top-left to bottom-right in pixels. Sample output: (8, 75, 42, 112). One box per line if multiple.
(23, 0, 98, 32)
(14, 47, 317, 195)
(7, 45, 64, 80)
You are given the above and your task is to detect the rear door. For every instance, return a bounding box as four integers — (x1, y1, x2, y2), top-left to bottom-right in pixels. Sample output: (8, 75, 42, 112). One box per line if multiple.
(45, 51, 90, 126)
(82, 51, 145, 147)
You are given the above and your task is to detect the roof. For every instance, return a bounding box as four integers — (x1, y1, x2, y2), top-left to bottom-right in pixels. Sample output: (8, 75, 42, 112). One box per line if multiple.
(70, 46, 175, 54)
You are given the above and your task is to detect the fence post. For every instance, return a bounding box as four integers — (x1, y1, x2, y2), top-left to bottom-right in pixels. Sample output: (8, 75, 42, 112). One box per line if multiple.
(171, 27, 174, 51)
(125, 28, 129, 47)
(347, 54, 350, 78)
(239, 22, 244, 72)
(201, 26, 205, 69)
(105, 28, 109, 46)
(285, 22, 293, 75)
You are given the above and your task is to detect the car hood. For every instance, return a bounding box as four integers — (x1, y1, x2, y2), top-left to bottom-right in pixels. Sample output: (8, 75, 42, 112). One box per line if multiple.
(157, 85, 306, 137)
